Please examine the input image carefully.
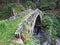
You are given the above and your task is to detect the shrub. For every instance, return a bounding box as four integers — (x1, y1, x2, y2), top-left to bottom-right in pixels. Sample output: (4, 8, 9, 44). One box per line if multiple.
(55, 12, 60, 21)
(12, 4, 25, 13)
(0, 3, 25, 20)
(25, 1, 36, 9)
(55, 12, 60, 37)
(42, 12, 58, 39)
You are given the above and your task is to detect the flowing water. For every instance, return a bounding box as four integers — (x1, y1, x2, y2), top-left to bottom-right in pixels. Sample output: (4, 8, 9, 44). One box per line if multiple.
(33, 33, 46, 45)
(33, 32, 60, 45)
(33, 29, 51, 45)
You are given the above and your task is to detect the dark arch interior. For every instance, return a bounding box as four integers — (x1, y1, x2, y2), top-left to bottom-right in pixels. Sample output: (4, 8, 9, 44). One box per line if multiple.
(34, 15, 41, 35)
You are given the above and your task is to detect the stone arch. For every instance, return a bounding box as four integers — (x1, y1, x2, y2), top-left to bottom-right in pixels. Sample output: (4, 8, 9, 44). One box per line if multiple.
(32, 15, 41, 35)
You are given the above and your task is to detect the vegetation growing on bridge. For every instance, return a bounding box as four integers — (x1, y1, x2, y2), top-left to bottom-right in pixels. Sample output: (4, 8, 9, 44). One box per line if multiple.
(0, 10, 32, 45)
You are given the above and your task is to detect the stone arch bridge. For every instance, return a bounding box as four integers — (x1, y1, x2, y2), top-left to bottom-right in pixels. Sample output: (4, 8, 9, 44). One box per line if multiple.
(15, 9, 42, 37)
(12, 9, 58, 45)
(3, 8, 59, 45)
(10, 8, 57, 45)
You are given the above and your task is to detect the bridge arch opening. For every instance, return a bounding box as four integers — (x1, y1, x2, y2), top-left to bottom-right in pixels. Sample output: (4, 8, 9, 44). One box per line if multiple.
(33, 15, 41, 35)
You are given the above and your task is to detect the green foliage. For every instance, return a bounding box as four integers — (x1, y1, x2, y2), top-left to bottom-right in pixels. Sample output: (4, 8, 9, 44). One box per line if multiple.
(0, 3, 25, 20)
(55, 12, 60, 21)
(12, 4, 25, 13)
(0, 3, 15, 20)
(0, 21, 6, 35)
(0, 6, 9, 20)
(25, 38, 33, 45)
(0, 10, 32, 45)
(42, 12, 60, 39)
(21, 24, 27, 34)
(25, 1, 36, 9)
(55, 12, 60, 38)
(7, 3, 25, 12)
(35, 0, 56, 10)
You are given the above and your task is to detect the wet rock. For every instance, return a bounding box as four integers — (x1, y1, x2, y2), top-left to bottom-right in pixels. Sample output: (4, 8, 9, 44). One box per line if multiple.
(56, 38, 60, 45)
(43, 41, 49, 45)
(13, 38, 24, 44)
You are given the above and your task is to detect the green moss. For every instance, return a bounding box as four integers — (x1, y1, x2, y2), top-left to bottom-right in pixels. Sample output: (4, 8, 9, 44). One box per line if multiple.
(12, 4, 25, 13)
(0, 10, 32, 45)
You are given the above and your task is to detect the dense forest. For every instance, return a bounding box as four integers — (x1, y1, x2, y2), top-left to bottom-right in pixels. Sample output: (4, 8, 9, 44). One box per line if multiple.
(0, 0, 60, 20)
(0, 0, 60, 45)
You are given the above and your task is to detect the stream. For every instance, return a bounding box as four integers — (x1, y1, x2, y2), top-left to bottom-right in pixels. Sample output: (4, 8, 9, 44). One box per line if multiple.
(32, 26, 50, 45)
(33, 31, 60, 45)
(33, 33, 49, 45)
